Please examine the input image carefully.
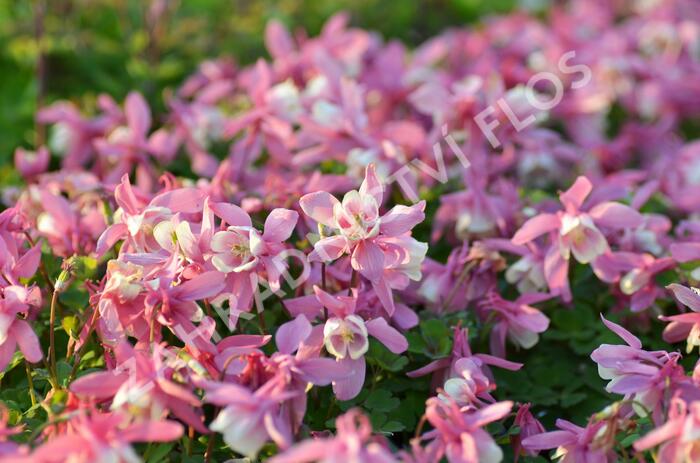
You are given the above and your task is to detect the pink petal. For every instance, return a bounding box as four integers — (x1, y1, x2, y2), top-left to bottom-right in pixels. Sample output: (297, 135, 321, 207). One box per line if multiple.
(268, 440, 329, 463)
(600, 315, 642, 349)
(366, 317, 407, 354)
(299, 191, 340, 228)
(544, 244, 571, 302)
(263, 208, 298, 242)
(264, 20, 294, 59)
(667, 283, 700, 312)
(523, 430, 575, 450)
(275, 315, 312, 355)
(13, 320, 42, 363)
(70, 371, 127, 398)
(332, 356, 365, 400)
(310, 235, 348, 262)
(96, 223, 127, 257)
(379, 201, 426, 236)
(511, 213, 560, 245)
(359, 164, 384, 205)
(121, 420, 184, 442)
(210, 202, 252, 227)
(174, 271, 225, 300)
(670, 242, 700, 263)
(0, 335, 16, 371)
(633, 420, 683, 451)
(13, 244, 41, 279)
(588, 202, 643, 229)
(125, 92, 151, 136)
(559, 176, 592, 211)
(351, 240, 384, 281)
(151, 188, 206, 214)
(468, 400, 513, 427)
(297, 357, 352, 386)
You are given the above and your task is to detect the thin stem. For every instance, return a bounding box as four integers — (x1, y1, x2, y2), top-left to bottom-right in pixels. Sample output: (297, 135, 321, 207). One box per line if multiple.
(48, 289, 59, 387)
(204, 433, 217, 463)
(25, 361, 37, 407)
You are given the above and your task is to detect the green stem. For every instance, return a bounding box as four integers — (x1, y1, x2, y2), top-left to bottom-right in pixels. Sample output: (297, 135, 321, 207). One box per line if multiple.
(25, 361, 36, 407)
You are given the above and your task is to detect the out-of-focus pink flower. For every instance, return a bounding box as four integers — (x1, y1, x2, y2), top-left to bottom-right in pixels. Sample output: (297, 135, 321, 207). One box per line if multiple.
(204, 377, 297, 459)
(421, 398, 513, 463)
(30, 412, 182, 463)
(269, 409, 397, 463)
(70, 342, 207, 433)
(14, 146, 49, 179)
(633, 397, 700, 462)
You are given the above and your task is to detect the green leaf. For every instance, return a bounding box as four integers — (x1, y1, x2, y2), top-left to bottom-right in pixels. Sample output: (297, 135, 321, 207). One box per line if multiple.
(365, 390, 399, 412)
(146, 443, 175, 463)
(62, 315, 79, 339)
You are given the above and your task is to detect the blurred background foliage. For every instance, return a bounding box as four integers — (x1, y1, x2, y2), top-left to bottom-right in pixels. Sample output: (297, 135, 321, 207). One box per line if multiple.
(0, 0, 520, 166)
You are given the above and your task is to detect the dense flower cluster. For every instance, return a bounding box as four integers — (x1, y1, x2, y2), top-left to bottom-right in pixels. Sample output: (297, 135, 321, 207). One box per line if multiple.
(3, 0, 700, 461)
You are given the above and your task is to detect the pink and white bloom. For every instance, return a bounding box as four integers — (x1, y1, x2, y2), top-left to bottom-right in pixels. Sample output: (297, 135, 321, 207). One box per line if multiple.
(512, 176, 643, 301)
(314, 286, 408, 400)
(300, 164, 426, 314)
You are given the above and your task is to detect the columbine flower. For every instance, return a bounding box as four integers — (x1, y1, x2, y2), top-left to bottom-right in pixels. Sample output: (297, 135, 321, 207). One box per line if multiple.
(0, 286, 42, 371)
(591, 315, 685, 421)
(512, 176, 643, 301)
(423, 397, 513, 463)
(633, 397, 700, 462)
(314, 286, 407, 400)
(662, 283, 700, 353)
(522, 418, 616, 463)
(300, 164, 426, 314)
(269, 409, 397, 463)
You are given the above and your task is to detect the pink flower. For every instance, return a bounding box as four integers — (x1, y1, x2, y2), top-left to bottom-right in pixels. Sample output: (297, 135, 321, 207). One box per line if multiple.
(314, 286, 407, 400)
(511, 403, 545, 460)
(30, 412, 182, 463)
(591, 315, 685, 421)
(422, 398, 513, 463)
(479, 291, 551, 358)
(522, 418, 616, 463)
(300, 164, 426, 314)
(408, 326, 522, 389)
(210, 207, 298, 279)
(0, 286, 42, 371)
(512, 176, 643, 301)
(70, 342, 207, 433)
(633, 397, 700, 462)
(204, 378, 297, 458)
(14, 146, 49, 179)
(663, 283, 700, 353)
(269, 409, 397, 463)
